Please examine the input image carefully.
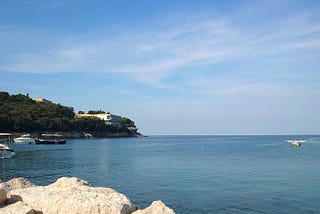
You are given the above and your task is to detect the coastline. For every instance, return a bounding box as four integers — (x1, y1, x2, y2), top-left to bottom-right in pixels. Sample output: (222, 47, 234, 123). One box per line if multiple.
(10, 131, 144, 139)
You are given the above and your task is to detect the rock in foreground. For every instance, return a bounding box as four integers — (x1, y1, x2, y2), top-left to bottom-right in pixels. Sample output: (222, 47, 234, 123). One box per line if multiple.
(133, 201, 175, 214)
(0, 201, 34, 214)
(0, 177, 175, 214)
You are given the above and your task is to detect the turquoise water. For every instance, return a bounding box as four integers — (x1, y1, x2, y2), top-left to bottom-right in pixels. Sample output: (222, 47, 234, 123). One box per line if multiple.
(3, 135, 320, 213)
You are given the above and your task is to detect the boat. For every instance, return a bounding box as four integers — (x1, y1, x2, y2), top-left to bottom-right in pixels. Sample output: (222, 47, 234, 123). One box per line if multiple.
(35, 134, 67, 144)
(0, 133, 16, 158)
(286, 140, 305, 147)
(14, 134, 35, 144)
(84, 133, 92, 139)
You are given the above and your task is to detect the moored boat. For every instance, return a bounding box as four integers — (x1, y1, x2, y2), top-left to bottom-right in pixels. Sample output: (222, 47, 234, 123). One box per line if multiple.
(35, 134, 66, 144)
(14, 134, 35, 144)
(0, 133, 16, 158)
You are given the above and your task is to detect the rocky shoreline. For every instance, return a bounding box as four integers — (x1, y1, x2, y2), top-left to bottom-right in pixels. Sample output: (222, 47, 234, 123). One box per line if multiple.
(0, 177, 174, 214)
(10, 131, 144, 139)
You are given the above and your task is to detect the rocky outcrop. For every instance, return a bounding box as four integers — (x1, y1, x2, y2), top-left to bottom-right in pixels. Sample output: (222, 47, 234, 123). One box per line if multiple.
(0, 177, 35, 207)
(0, 201, 34, 214)
(0, 177, 35, 191)
(133, 201, 175, 214)
(7, 177, 137, 214)
(0, 177, 174, 214)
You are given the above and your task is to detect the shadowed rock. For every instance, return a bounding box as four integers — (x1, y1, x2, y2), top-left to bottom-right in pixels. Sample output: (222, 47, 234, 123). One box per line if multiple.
(0, 189, 6, 206)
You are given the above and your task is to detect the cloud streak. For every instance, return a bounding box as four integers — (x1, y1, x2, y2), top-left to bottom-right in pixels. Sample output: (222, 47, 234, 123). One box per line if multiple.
(0, 9, 319, 88)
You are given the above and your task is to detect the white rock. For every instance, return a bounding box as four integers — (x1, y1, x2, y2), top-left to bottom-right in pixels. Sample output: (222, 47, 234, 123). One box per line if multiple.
(0, 177, 35, 206)
(8, 177, 137, 214)
(3, 177, 175, 214)
(0, 177, 34, 191)
(133, 200, 175, 214)
(0, 201, 34, 214)
(48, 177, 90, 188)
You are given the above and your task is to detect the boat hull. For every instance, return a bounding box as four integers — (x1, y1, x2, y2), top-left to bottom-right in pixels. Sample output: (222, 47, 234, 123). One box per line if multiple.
(0, 145, 15, 159)
(0, 150, 15, 159)
(35, 139, 66, 144)
(14, 138, 35, 144)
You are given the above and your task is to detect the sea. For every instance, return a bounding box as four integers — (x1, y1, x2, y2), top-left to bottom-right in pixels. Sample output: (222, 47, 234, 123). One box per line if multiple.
(3, 135, 320, 213)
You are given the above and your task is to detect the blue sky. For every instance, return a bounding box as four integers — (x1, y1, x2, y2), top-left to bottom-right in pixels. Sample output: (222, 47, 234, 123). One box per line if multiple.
(1, 0, 320, 135)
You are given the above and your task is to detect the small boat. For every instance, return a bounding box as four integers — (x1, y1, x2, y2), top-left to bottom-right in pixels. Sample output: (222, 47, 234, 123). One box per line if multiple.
(84, 133, 92, 139)
(0, 133, 16, 158)
(35, 134, 67, 144)
(14, 134, 35, 144)
(286, 140, 305, 147)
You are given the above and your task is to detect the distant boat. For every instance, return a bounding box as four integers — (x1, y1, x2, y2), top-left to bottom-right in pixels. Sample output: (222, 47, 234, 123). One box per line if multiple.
(14, 134, 35, 144)
(84, 133, 92, 139)
(35, 133, 66, 145)
(286, 140, 305, 147)
(0, 133, 16, 158)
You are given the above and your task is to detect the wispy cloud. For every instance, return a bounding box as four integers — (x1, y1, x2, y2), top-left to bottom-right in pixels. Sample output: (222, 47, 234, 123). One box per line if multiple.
(0, 9, 319, 88)
(0, 16, 238, 80)
(289, 38, 320, 49)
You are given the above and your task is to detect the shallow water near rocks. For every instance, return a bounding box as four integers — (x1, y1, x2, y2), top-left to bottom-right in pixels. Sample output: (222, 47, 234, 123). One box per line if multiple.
(3, 135, 320, 213)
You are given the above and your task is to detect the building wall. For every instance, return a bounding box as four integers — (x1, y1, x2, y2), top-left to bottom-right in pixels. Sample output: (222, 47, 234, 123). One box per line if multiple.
(33, 98, 52, 103)
(76, 113, 122, 126)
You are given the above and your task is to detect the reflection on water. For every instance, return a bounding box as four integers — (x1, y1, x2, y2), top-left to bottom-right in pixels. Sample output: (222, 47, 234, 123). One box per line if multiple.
(3, 135, 320, 213)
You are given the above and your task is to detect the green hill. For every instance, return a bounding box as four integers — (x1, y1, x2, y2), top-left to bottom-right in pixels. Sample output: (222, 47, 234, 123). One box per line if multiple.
(0, 92, 138, 137)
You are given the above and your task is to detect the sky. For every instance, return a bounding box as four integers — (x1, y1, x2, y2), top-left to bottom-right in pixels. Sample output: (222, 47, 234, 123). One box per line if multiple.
(1, 0, 320, 135)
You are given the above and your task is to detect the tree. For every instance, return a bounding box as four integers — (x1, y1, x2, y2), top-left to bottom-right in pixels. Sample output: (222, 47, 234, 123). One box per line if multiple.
(121, 117, 136, 128)
(87, 110, 105, 114)
(0, 91, 9, 102)
(0, 92, 137, 135)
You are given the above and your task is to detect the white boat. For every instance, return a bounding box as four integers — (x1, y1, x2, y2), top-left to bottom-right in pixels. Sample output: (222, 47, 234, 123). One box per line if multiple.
(0, 144, 15, 159)
(0, 133, 16, 159)
(286, 140, 305, 147)
(14, 134, 35, 144)
(35, 134, 67, 144)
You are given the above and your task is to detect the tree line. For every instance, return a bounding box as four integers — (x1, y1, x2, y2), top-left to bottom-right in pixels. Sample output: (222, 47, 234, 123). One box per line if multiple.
(0, 92, 137, 135)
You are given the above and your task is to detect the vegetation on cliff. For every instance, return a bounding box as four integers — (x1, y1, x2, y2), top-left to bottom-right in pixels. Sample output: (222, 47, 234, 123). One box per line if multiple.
(0, 92, 138, 136)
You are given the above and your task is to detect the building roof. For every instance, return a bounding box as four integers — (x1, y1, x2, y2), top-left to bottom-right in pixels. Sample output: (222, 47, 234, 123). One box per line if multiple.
(33, 98, 52, 103)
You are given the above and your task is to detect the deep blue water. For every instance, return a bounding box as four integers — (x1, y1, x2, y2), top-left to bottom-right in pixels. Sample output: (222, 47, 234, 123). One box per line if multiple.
(3, 135, 320, 213)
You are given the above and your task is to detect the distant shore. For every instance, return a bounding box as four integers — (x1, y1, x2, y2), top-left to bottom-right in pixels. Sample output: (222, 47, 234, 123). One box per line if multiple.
(9, 131, 144, 139)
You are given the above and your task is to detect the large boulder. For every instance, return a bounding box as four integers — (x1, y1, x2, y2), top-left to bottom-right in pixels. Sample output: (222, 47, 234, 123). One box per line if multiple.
(0, 201, 34, 214)
(7, 177, 137, 214)
(2, 177, 175, 214)
(48, 177, 90, 188)
(133, 200, 175, 214)
(0, 177, 35, 206)
(0, 177, 35, 191)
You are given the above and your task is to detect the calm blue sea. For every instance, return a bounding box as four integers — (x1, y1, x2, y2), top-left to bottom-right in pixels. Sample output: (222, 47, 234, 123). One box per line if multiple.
(3, 135, 320, 213)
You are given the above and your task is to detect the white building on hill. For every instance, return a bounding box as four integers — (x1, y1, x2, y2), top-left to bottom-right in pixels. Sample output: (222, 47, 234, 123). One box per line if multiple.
(76, 113, 122, 126)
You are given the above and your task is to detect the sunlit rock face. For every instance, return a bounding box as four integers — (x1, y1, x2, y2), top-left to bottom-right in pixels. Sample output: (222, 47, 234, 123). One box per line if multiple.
(1, 177, 175, 214)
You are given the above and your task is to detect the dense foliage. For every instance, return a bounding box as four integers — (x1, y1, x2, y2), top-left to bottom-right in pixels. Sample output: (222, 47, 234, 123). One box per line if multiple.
(0, 92, 135, 135)
(87, 110, 106, 114)
(121, 117, 136, 128)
